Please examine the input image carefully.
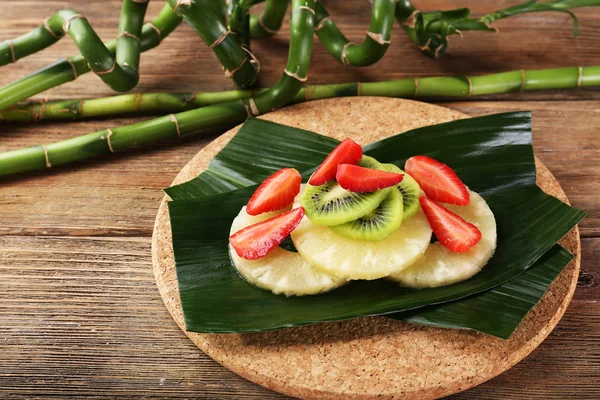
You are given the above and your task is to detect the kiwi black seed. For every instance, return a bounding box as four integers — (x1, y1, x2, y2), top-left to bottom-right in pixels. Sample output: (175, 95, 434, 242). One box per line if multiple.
(300, 181, 390, 226)
(330, 187, 403, 241)
(383, 163, 421, 220)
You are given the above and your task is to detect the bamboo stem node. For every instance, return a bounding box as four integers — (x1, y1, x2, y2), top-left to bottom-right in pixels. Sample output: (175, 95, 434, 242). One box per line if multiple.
(357, 81, 362, 96)
(106, 129, 115, 152)
(5, 39, 15, 63)
(284, 69, 308, 82)
(225, 57, 248, 79)
(248, 97, 260, 115)
(367, 32, 391, 45)
(241, 46, 260, 72)
(295, 6, 316, 15)
(413, 77, 419, 98)
(43, 18, 63, 38)
(95, 60, 116, 75)
(42, 145, 52, 168)
(62, 14, 85, 34)
(341, 42, 351, 65)
(304, 85, 316, 101)
(578, 66, 583, 88)
(148, 23, 163, 42)
(118, 31, 142, 43)
(240, 99, 252, 117)
(135, 93, 143, 111)
(315, 17, 330, 31)
(210, 29, 232, 48)
(465, 76, 473, 97)
(66, 58, 78, 79)
(173, 0, 193, 14)
(520, 69, 526, 92)
(258, 15, 277, 34)
(170, 114, 181, 136)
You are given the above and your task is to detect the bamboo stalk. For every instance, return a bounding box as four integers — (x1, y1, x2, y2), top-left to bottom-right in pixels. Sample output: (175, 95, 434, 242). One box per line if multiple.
(0, 4, 182, 112)
(4, 66, 600, 122)
(0, 0, 316, 176)
(315, 0, 396, 66)
(168, 0, 259, 89)
(0, 1, 150, 92)
(250, 0, 289, 38)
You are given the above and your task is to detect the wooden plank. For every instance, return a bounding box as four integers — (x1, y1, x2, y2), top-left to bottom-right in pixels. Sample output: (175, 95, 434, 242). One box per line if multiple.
(0, 236, 598, 398)
(1, 1, 600, 101)
(0, 101, 597, 237)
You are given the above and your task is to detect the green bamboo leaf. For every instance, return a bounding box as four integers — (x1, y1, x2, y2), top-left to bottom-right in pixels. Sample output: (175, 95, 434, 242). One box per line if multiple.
(166, 114, 584, 337)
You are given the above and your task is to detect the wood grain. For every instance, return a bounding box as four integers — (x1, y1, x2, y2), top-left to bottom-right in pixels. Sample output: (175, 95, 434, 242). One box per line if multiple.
(0, 0, 599, 398)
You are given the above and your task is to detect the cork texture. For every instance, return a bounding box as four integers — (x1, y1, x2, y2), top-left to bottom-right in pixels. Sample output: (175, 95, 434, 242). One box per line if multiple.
(152, 98, 581, 399)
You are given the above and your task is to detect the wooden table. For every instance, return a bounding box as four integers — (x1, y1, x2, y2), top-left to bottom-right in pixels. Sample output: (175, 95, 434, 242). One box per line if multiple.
(1, 1, 599, 398)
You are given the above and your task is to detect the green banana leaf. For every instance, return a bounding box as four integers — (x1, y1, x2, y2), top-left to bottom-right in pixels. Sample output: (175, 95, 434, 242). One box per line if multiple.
(166, 114, 584, 337)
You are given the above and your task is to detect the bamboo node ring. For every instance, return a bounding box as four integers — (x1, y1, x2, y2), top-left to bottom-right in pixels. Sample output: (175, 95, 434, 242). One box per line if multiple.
(66, 58, 78, 79)
(135, 93, 143, 111)
(520, 69, 526, 92)
(284, 69, 308, 82)
(341, 42, 351, 65)
(258, 15, 277, 34)
(315, 17, 331, 31)
(225, 57, 248, 79)
(5, 39, 15, 63)
(210, 29, 231, 48)
(118, 31, 142, 43)
(62, 14, 85, 34)
(42, 145, 52, 168)
(240, 99, 252, 117)
(173, 0, 192, 13)
(106, 129, 115, 153)
(96, 60, 116, 75)
(170, 114, 181, 136)
(295, 6, 315, 15)
(357, 82, 362, 96)
(248, 98, 260, 116)
(241, 46, 260, 73)
(367, 32, 391, 45)
(148, 23, 162, 42)
(304, 85, 316, 101)
(44, 18, 63, 38)
(465, 76, 473, 97)
(577, 66, 583, 88)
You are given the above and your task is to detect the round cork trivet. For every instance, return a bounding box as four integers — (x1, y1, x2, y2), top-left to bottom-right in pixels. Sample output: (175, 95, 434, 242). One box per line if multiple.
(152, 98, 580, 399)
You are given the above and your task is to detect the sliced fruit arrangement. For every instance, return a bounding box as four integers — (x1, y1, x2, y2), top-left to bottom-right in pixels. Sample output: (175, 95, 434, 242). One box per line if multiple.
(227, 137, 496, 295)
(229, 207, 345, 296)
(390, 191, 496, 288)
(293, 185, 432, 280)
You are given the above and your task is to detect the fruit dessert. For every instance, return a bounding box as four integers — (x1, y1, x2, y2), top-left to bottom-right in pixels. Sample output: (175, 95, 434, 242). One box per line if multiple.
(228, 138, 497, 296)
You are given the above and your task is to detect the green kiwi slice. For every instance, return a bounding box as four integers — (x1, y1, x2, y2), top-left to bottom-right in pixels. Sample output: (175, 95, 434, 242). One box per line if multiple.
(330, 187, 403, 241)
(300, 182, 390, 226)
(358, 155, 384, 169)
(383, 163, 421, 220)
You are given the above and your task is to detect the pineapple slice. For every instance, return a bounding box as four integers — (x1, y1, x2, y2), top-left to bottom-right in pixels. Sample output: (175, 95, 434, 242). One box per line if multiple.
(291, 188, 433, 280)
(229, 207, 346, 296)
(390, 190, 497, 288)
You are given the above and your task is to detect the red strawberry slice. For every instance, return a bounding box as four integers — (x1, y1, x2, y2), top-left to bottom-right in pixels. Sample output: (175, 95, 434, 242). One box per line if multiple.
(336, 164, 404, 193)
(405, 155, 470, 206)
(229, 207, 305, 260)
(309, 138, 362, 186)
(246, 168, 302, 216)
(419, 196, 482, 252)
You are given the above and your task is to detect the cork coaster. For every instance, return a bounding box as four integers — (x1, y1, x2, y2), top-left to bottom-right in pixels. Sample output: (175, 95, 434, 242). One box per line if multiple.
(152, 98, 580, 399)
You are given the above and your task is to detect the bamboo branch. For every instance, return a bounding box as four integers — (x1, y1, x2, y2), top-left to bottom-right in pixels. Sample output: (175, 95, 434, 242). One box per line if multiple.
(0, 0, 150, 92)
(315, 0, 396, 66)
(0, 0, 316, 176)
(2, 64, 600, 176)
(169, 0, 259, 89)
(396, 0, 600, 58)
(0, 4, 182, 111)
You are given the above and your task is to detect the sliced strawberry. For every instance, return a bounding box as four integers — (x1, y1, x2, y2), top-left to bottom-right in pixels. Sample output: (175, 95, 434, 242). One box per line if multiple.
(229, 207, 305, 260)
(309, 138, 363, 186)
(419, 196, 481, 252)
(405, 156, 470, 206)
(246, 168, 302, 216)
(336, 164, 404, 193)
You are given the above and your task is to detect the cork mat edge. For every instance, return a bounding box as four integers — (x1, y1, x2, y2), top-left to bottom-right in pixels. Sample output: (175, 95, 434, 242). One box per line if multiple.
(152, 98, 580, 400)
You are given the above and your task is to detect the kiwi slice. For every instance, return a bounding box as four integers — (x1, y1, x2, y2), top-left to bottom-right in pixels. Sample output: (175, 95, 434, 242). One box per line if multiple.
(358, 155, 384, 169)
(383, 163, 421, 220)
(300, 182, 390, 226)
(330, 187, 403, 241)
